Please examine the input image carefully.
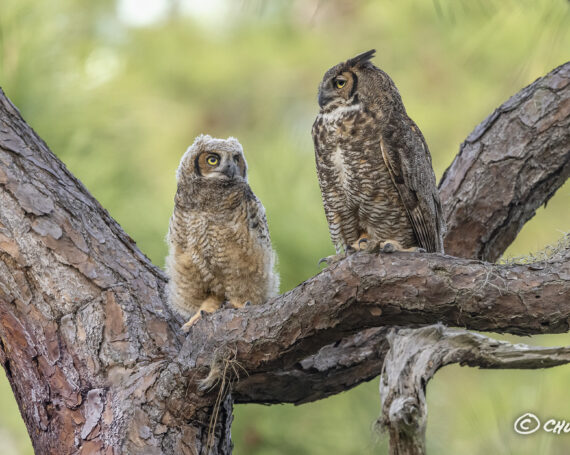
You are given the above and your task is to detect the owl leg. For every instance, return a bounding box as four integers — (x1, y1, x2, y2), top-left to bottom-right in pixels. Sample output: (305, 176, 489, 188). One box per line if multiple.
(181, 296, 223, 332)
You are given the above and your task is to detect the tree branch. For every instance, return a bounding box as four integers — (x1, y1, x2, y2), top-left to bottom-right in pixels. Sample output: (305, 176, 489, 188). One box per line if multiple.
(377, 325, 570, 455)
(183, 243, 569, 388)
(234, 327, 391, 404)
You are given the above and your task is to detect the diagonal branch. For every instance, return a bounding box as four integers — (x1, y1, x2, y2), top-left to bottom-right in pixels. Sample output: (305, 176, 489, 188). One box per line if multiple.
(235, 327, 391, 405)
(440, 61, 570, 261)
(378, 325, 570, 455)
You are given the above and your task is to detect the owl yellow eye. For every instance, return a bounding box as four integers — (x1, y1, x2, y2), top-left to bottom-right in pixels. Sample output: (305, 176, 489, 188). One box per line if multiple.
(335, 79, 347, 89)
(206, 155, 219, 166)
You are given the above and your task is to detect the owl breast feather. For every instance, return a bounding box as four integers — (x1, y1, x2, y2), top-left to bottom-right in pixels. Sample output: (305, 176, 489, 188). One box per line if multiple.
(314, 108, 417, 250)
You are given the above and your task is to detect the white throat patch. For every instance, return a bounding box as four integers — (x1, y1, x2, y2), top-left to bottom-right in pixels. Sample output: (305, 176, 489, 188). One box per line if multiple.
(320, 103, 361, 122)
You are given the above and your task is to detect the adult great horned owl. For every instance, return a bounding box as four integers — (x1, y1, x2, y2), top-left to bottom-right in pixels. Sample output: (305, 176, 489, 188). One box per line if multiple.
(165, 135, 279, 331)
(312, 49, 445, 258)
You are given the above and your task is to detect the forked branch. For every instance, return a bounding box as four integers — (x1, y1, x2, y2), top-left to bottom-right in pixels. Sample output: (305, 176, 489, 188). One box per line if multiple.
(440, 62, 570, 261)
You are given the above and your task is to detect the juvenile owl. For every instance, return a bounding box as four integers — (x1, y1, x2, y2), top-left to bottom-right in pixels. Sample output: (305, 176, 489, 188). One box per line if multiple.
(312, 49, 445, 259)
(165, 135, 279, 331)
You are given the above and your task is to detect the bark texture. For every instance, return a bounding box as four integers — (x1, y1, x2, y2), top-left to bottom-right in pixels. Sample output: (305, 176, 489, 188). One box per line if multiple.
(440, 62, 570, 261)
(0, 61, 568, 454)
(0, 92, 225, 453)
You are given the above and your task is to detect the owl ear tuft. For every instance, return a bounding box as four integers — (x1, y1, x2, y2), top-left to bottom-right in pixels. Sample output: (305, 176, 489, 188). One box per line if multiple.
(347, 49, 376, 67)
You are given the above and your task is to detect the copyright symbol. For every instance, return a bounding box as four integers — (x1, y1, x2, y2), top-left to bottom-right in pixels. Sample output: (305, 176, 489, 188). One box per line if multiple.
(514, 413, 541, 435)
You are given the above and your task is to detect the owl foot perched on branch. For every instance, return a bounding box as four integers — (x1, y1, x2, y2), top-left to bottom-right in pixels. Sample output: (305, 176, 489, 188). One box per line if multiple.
(318, 252, 347, 267)
(228, 300, 252, 309)
(356, 237, 426, 254)
(181, 296, 223, 332)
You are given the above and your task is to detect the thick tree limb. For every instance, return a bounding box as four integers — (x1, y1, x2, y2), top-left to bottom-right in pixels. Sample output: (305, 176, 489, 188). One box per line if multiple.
(234, 236, 570, 404)
(440, 61, 570, 261)
(233, 327, 391, 404)
(0, 62, 568, 453)
(377, 325, 570, 455)
(182, 244, 569, 380)
(236, 61, 570, 405)
(0, 91, 199, 453)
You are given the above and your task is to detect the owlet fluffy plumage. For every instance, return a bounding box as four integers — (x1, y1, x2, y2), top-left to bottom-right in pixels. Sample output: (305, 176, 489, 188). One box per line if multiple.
(166, 135, 279, 330)
(312, 49, 445, 257)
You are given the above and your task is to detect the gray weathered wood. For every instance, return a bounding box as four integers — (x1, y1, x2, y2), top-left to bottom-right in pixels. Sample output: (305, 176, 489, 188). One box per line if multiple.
(378, 325, 570, 454)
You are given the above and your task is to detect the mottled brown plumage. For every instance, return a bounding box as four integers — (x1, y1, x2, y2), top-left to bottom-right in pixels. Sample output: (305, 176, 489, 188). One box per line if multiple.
(312, 49, 445, 256)
(165, 135, 279, 330)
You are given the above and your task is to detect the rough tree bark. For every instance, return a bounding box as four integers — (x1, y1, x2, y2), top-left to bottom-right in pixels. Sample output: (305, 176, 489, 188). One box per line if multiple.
(0, 62, 568, 454)
(440, 61, 570, 261)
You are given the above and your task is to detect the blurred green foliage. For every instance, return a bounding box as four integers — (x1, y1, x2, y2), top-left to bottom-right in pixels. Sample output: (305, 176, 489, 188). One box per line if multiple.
(1, 0, 569, 454)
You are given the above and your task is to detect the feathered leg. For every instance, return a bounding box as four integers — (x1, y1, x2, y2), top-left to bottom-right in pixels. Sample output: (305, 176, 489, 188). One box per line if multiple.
(181, 295, 224, 332)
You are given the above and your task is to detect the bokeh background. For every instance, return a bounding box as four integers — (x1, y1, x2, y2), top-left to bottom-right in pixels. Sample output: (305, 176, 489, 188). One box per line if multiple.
(1, 0, 569, 453)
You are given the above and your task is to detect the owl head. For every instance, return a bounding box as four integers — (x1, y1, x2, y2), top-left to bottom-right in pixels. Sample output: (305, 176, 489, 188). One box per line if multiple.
(317, 49, 392, 110)
(177, 134, 248, 183)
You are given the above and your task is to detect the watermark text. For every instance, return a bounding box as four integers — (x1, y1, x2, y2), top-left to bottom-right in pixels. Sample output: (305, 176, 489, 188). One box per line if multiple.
(514, 413, 570, 435)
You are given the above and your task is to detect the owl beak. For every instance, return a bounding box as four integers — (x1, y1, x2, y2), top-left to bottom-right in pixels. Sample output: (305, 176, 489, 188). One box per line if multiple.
(220, 162, 237, 179)
(318, 89, 335, 108)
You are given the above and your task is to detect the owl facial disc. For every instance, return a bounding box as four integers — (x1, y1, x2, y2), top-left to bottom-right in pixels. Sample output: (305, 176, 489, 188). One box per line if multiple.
(317, 49, 376, 109)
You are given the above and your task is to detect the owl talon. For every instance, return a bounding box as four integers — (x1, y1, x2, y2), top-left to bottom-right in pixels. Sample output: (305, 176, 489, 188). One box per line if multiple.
(381, 242, 396, 253)
(350, 233, 370, 252)
(318, 253, 345, 267)
(318, 256, 330, 266)
(228, 300, 252, 309)
(350, 238, 368, 252)
(181, 310, 206, 332)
